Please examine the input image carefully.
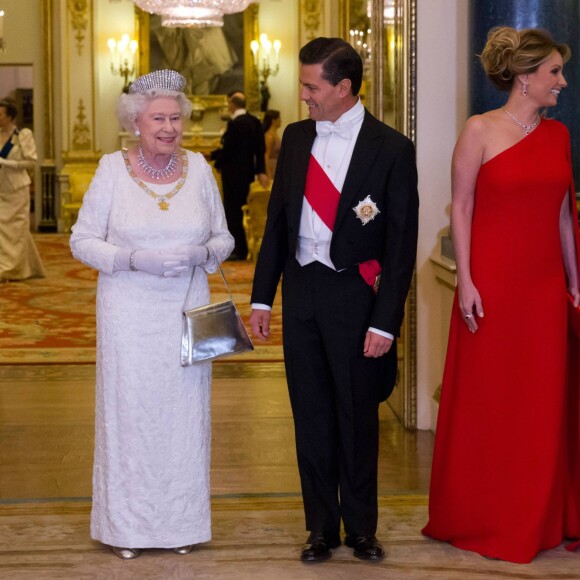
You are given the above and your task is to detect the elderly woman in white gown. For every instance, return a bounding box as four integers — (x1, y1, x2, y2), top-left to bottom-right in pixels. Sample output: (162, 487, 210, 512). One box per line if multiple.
(70, 70, 234, 559)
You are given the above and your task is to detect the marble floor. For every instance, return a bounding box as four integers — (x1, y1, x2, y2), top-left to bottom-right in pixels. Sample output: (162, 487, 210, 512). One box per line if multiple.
(1, 363, 579, 578)
(0, 362, 433, 502)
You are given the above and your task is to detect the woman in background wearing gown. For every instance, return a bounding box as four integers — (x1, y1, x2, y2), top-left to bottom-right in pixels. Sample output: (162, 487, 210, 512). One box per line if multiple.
(0, 99, 45, 282)
(70, 70, 234, 560)
(422, 27, 580, 563)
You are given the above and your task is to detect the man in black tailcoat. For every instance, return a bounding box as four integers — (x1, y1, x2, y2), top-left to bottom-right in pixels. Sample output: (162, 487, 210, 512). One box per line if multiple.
(249, 38, 419, 563)
(212, 91, 268, 260)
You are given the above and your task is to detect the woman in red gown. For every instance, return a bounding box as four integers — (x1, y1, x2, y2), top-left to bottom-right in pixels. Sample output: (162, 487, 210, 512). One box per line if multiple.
(422, 26, 580, 563)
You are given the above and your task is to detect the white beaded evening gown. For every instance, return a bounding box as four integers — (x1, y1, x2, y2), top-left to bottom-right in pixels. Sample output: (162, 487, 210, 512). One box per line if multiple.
(70, 150, 234, 548)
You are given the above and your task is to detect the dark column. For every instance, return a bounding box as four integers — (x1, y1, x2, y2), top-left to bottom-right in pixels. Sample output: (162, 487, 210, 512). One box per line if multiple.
(469, 0, 580, 184)
(39, 162, 57, 232)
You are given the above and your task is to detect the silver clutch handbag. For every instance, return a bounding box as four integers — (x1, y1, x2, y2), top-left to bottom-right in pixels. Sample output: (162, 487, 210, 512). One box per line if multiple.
(180, 258, 254, 366)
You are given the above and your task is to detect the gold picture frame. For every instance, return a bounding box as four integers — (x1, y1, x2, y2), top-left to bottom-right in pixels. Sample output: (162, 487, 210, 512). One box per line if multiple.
(342, 0, 418, 429)
(135, 5, 260, 112)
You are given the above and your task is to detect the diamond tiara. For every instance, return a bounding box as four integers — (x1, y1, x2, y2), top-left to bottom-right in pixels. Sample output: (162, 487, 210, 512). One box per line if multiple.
(129, 70, 186, 94)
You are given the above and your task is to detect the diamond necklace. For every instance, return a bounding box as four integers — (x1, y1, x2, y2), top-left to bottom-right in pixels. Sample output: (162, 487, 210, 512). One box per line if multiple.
(501, 107, 540, 135)
(137, 145, 178, 180)
(122, 148, 188, 211)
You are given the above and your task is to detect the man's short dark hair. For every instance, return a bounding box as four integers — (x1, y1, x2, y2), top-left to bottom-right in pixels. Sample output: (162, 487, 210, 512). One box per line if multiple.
(299, 37, 363, 96)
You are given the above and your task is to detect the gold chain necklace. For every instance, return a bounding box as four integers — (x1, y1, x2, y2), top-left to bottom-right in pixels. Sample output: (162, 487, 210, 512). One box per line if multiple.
(122, 148, 188, 211)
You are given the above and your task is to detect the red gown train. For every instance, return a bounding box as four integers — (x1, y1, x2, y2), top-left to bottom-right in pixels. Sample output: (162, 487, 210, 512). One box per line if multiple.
(423, 119, 580, 563)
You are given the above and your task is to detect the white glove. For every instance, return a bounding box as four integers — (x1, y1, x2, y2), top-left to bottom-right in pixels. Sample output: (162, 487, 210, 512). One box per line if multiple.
(166, 245, 209, 267)
(113, 248, 189, 277)
(134, 249, 189, 277)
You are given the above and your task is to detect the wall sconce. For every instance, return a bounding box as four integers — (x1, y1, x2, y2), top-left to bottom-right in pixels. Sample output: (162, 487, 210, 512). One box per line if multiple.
(250, 33, 281, 112)
(107, 34, 138, 92)
(0, 10, 5, 53)
(349, 28, 372, 66)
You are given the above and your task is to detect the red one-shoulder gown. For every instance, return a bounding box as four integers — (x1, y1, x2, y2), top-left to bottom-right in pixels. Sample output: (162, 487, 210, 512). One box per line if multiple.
(423, 119, 580, 563)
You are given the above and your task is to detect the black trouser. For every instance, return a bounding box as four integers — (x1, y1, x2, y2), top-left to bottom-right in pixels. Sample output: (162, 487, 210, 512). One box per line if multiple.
(222, 176, 250, 258)
(282, 259, 394, 537)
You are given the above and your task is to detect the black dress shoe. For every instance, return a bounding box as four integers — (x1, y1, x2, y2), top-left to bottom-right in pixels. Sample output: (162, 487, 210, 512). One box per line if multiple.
(345, 534, 385, 561)
(300, 532, 341, 563)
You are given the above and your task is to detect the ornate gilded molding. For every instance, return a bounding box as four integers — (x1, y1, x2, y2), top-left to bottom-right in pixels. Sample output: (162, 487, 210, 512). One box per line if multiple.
(341, 0, 418, 428)
(408, 0, 417, 144)
(244, 4, 261, 113)
(400, 0, 417, 429)
(67, 0, 89, 55)
(72, 99, 91, 150)
(301, 0, 323, 41)
(189, 95, 228, 111)
(42, 0, 54, 160)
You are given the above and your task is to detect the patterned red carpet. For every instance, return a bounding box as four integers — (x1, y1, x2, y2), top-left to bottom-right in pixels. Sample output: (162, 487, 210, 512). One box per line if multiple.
(0, 234, 282, 364)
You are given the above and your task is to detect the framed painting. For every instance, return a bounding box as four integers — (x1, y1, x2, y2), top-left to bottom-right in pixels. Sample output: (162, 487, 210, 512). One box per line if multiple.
(135, 5, 260, 111)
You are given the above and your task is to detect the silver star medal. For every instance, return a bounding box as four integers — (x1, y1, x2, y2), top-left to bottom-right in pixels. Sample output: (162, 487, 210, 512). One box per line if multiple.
(353, 195, 380, 225)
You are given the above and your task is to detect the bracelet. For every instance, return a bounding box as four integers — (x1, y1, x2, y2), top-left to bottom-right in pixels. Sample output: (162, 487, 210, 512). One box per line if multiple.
(129, 250, 137, 271)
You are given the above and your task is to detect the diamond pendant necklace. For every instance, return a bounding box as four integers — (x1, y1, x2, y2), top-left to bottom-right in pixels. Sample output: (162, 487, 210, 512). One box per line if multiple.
(122, 148, 188, 211)
(137, 146, 178, 180)
(501, 107, 540, 135)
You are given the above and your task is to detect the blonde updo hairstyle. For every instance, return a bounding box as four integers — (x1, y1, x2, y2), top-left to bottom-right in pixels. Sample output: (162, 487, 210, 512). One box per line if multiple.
(116, 88, 193, 132)
(480, 26, 570, 91)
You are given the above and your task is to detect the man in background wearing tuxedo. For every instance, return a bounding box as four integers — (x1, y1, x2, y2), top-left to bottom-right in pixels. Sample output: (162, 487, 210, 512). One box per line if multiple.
(212, 91, 268, 260)
(249, 38, 418, 563)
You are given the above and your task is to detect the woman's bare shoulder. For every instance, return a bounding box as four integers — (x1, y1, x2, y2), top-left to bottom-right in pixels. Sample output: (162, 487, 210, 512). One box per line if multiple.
(455, 114, 488, 155)
(457, 110, 507, 158)
(462, 110, 503, 136)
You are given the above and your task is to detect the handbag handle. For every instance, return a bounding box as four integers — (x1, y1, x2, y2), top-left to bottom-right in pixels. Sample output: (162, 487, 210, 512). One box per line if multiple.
(182, 248, 232, 311)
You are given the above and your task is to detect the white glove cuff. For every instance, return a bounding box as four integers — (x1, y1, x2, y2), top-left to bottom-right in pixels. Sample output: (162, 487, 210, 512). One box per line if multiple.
(113, 247, 132, 273)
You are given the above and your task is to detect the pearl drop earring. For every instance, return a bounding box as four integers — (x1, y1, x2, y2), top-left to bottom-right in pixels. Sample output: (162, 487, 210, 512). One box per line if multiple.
(134, 129, 140, 136)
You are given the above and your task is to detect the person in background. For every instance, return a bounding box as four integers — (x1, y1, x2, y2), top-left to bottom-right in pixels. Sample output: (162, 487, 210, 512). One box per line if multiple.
(262, 109, 282, 181)
(211, 91, 268, 260)
(70, 70, 234, 560)
(250, 37, 418, 563)
(0, 98, 45, 282)
(422, 27, 580, 563)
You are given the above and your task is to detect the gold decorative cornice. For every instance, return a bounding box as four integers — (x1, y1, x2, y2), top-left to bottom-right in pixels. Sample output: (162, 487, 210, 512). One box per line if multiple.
(67, 0, 89, 55)
(301, 0, 322, 41)
(72, 99, 91, 150)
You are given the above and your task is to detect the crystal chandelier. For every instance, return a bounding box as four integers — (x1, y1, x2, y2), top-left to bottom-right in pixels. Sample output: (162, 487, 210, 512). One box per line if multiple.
(133, 0, 257, 27)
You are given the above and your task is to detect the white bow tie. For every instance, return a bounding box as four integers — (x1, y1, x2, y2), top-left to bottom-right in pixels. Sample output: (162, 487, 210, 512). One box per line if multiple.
(316, 121, 352, 140)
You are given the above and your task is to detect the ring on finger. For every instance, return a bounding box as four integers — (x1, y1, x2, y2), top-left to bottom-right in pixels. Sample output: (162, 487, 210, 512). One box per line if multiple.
(464, 313, 473, 320)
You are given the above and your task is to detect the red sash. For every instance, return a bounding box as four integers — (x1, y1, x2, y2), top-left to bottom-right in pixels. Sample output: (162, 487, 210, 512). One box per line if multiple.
(304, 154, 340, 230)
(303, 154, 381, 292)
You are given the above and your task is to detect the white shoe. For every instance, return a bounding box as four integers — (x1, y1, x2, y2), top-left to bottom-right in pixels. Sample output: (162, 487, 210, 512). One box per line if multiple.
(112, 547, 142, 559)
(174, 545, 194, 555)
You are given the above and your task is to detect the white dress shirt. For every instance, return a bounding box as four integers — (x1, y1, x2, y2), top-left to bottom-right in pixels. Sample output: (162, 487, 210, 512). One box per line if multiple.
(296, 98, 365, 269)
(230, 108, 246, 120)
